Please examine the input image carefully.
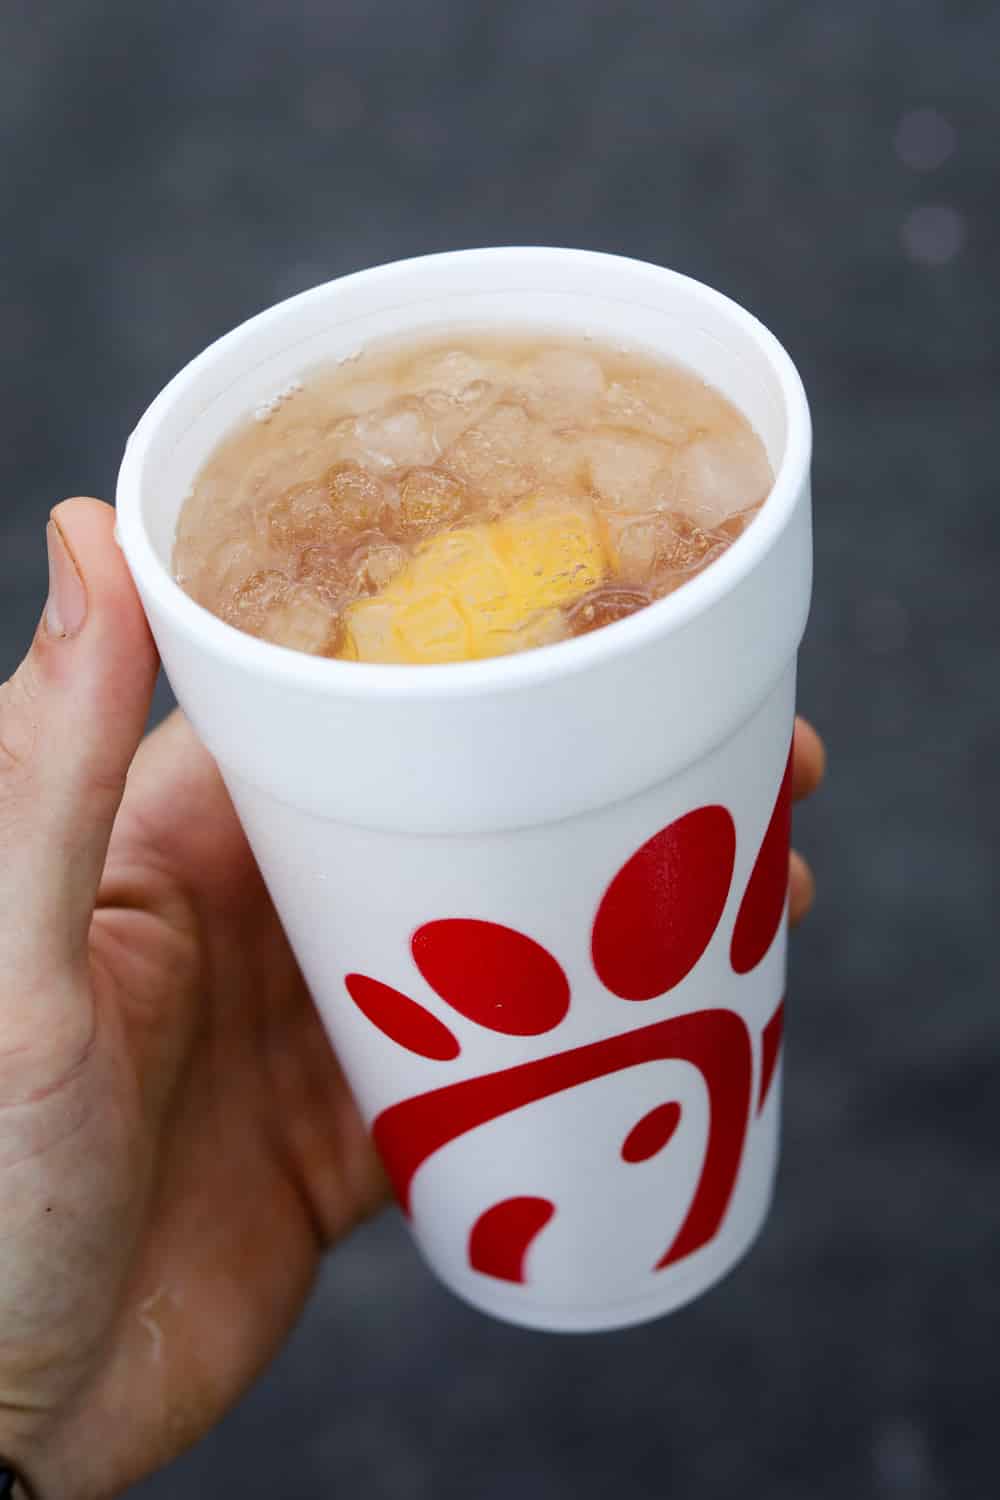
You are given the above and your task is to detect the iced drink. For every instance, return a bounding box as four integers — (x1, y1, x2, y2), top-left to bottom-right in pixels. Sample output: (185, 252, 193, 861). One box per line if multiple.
(173, 332, 773, 663)
(118, 248, 812, 1332)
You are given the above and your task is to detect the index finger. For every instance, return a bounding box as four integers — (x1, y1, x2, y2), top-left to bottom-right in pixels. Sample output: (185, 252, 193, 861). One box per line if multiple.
(791, 716, 826, 802)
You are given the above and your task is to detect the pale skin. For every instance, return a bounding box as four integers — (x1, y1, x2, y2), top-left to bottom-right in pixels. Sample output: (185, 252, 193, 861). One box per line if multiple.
(0, 499, 826, 1498)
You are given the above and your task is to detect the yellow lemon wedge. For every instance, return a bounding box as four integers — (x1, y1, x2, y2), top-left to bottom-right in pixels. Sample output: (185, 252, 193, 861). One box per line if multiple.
(339, 500, 607, 664)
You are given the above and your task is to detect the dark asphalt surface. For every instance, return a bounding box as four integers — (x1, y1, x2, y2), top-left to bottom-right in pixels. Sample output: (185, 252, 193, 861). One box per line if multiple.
(2, 3, 998, 1497)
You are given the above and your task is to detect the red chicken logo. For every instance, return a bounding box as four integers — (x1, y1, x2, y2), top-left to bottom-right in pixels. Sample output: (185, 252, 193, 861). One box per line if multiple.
(345, 748, 792, 1286)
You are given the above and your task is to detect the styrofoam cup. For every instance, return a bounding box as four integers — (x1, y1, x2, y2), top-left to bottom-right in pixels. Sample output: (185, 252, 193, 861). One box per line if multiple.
(116, 248, 812, 1332)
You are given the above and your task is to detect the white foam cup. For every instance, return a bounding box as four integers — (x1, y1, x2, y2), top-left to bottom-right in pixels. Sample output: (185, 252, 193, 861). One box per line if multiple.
(116, 248, 812, 1332)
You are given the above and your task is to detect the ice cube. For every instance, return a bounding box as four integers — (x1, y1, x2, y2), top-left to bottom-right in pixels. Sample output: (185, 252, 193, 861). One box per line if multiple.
(604, 510, 727, 585)
(674, 429, 772, 527)
(397, 467, 468, 536)
(604, 514, 662, 578)
(295, 542, 350, 604)
(325, 411, 366, 464)
(521, 357, 605, 435)
(409, 349, 499, 395)
(325, 462, 390, 532)
(531, 429, 591, 489)
(222, 568, 291, 634)
(265, 480, 338, 551)
(524, 348, 606, 399)
(263, 586, 338, 655)
(337, 599, 396, 662)
(184, 531, 268, 607)
(348, 535, 407, 594)
(238, 416, 344, 504)
(584, 426, 677, 511)
(419, 384, 495, 449)
(442, 401, 536, 502)
(455, 378, 493, 407)
(566, 585, 651, 636)
(350, 397, 439, 470)
(521, 349, 606, 424)
(714, 500, 764, 541)
(602, 382, 689, 443)
(655, 513, 729, 576)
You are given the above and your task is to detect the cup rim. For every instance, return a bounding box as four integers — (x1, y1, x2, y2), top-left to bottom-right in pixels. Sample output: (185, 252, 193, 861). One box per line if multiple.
(116, 246, 811, 702)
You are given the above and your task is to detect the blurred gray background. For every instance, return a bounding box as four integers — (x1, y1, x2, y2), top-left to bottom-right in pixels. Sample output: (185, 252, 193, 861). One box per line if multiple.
(2, 1, 998, 1496)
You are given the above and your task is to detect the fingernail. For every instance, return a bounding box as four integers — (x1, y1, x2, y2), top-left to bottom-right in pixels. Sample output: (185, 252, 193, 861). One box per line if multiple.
(45, 518, 88, 638)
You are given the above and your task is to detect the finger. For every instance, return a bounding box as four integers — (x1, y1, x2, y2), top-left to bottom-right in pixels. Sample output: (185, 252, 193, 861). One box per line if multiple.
(0, 499, 159, 998)
(788, 849, 815, 927)
(791, 717, 826, 803)
(108, 709, 262, 919)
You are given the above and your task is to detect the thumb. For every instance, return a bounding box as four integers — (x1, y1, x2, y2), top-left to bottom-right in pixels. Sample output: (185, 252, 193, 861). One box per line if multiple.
(0, 498, 159, 1003)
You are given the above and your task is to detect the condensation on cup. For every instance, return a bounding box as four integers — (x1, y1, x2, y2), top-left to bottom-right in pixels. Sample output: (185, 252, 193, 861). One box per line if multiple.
(117, 248, 812, 1332)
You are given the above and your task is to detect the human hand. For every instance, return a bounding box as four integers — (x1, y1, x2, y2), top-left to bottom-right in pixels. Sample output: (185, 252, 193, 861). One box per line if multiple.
(788, 715, 825, 926)
(0, 500, 385, 1497)
(0, 498, 824, 1497)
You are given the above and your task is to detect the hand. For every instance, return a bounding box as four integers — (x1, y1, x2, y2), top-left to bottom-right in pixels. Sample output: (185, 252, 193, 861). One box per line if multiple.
(0, 501, 385, 1498)
(0, 499, 825, 1497)
(789, 715, 824, 926)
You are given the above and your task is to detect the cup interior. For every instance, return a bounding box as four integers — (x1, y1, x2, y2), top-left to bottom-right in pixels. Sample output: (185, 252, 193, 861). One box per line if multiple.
(116, 250, 811, 829)
(125, 249, 800, 573)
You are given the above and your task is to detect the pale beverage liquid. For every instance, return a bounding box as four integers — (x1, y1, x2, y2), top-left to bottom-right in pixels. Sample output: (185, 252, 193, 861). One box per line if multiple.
(173, 331, 773, 663)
